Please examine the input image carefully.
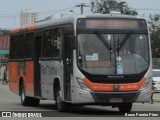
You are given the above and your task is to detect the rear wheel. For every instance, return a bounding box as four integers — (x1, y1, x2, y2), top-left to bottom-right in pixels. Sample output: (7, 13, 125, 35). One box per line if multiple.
(20, 82, 40, 106)
(20, 82, 30, 106)
(118, 103, 132, 113)
(30, 97, 40, 106)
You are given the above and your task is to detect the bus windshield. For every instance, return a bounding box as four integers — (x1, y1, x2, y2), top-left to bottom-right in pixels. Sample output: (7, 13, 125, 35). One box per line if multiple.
(77, 33, 149, 75)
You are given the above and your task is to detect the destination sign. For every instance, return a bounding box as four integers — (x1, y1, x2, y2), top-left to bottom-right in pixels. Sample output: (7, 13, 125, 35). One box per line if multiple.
(77, 18, 147, 30)
(86, 19, 139, 29)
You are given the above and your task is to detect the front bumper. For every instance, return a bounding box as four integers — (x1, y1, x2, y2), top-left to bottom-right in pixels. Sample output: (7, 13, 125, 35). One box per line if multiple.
(91, 91, 140, 103)
(71, 86, 151, 104)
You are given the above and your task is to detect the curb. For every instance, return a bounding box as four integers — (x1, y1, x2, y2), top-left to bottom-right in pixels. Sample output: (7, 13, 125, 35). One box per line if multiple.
(154, 99, 160, 103)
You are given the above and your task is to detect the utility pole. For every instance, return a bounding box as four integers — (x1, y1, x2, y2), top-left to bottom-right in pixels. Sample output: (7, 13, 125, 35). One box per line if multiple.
(75, 3, 90, 15)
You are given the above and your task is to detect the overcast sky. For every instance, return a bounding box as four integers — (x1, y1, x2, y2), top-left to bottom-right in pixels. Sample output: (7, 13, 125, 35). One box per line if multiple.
(0, 0, 160, 29)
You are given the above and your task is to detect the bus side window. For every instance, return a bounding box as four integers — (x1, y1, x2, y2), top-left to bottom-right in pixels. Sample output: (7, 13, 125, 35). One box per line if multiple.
(52, 28, 61, 57)
(18, 34, 26, 59)
(10, 35, 18, 60)
(26, 32, 34, 59)
(35, 36, 42, 59)
(42, 28, 61, 58)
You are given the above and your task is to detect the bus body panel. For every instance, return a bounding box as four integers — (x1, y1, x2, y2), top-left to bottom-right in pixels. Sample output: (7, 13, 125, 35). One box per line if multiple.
(71, 87, 95, 104)
(8, 62, 19, 94)
(40, 60, 64, 100)
(24, 61, 34, 96)
(136, 81, 151, 102)
(8, 61, 35, 97)
(136, 65, 153, 102)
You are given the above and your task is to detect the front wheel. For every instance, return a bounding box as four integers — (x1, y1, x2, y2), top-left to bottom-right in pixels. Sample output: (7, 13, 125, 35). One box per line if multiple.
(118, 103, 132, 113)
(55, 86, 68, 112)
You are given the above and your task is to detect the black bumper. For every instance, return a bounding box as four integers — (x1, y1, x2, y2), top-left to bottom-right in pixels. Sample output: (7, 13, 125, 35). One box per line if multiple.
(91, 91, 140, 103)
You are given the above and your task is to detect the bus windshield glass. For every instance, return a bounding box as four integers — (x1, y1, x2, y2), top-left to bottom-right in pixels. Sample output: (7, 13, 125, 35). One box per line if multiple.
(77, 33, 149, 75)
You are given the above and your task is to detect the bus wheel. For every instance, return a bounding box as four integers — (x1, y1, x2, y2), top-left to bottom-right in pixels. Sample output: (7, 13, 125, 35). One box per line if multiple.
(30, 97, 40, 106)
(118, 103, 132, 113)
(56, 86, 68, 112)
(20, 82, 30, 106)
(20, 82, 40, 106)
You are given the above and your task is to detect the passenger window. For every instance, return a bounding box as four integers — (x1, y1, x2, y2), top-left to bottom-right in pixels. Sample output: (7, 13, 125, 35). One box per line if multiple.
(10, 35, 18, 59)
(26, 32, 34, 59)
(43, 28, 61, 58)
(18, 34, 26, 59)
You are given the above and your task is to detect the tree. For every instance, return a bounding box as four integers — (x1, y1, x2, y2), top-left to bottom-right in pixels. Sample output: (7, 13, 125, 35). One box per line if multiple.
(91, 0, 138, 15)
(149, 14, 160, 31)
(149, 14, 160, 58)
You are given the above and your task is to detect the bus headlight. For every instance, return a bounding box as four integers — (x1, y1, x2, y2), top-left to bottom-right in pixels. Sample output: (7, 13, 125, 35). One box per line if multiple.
(76, 78, 90, 91)
(140, 78, 151, 90)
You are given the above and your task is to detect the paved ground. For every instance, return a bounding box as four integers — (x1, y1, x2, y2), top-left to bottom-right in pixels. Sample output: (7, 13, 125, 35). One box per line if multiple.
(153, 92, 160, 103)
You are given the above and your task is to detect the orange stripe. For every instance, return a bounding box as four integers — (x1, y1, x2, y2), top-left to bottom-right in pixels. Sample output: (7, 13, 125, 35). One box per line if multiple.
(11, 24, 37, 34)
(28, 24, 37, 31)
(119, 77, 146, 91)
(83, 78, 113, 91)
(83, 77, 146, 92)
(11, 28, 20, 34)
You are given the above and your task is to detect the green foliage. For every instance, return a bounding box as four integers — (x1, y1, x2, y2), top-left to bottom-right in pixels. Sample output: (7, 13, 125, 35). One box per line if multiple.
(149, 14, 160, 58)
(151, 30, 160, 58)
(149, 14, 160, 31)
(91, 0, 138, 15)
(0, 58, 8, 63)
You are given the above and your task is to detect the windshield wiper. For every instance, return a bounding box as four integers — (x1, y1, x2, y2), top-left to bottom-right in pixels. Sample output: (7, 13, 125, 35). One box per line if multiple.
(95, 30, 112, 61)
(95, 30, 112, 51)
(117, 33, 131, 56)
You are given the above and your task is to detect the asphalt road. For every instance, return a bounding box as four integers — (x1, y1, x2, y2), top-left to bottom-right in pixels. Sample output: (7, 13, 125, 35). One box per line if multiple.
(0, 83, 160, 120)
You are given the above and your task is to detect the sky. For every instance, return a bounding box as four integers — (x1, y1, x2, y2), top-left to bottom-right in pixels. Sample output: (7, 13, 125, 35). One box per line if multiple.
(0, 0, 160, 29)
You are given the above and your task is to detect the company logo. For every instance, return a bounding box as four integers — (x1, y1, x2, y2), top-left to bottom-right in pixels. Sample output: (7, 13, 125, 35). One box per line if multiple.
(2, 112, 11, 117)
(1, 112, 42, 118)
(113, 84, 119, 91)
(93, 85, 110, 90)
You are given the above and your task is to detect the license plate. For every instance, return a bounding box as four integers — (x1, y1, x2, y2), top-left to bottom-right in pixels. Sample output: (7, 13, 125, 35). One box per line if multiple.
(109, 98, 123, 103)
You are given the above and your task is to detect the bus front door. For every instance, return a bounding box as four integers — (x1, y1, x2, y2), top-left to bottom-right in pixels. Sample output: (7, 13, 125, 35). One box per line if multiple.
(63, 33, 74, 101)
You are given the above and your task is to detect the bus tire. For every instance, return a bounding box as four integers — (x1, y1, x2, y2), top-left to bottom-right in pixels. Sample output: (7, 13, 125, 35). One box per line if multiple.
(118, 103, 132, 113)
(20, 82, 40, 106)
(20, 82, 31, 106)
(30, 97, 40, 106)
(55, 85, 68, 112)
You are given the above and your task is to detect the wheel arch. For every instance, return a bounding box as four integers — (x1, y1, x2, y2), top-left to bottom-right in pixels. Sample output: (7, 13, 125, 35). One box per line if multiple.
(53, 78, 61, 100)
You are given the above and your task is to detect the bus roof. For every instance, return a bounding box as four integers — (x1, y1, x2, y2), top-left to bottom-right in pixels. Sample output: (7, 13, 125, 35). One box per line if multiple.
(11, 14, 145, 34)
